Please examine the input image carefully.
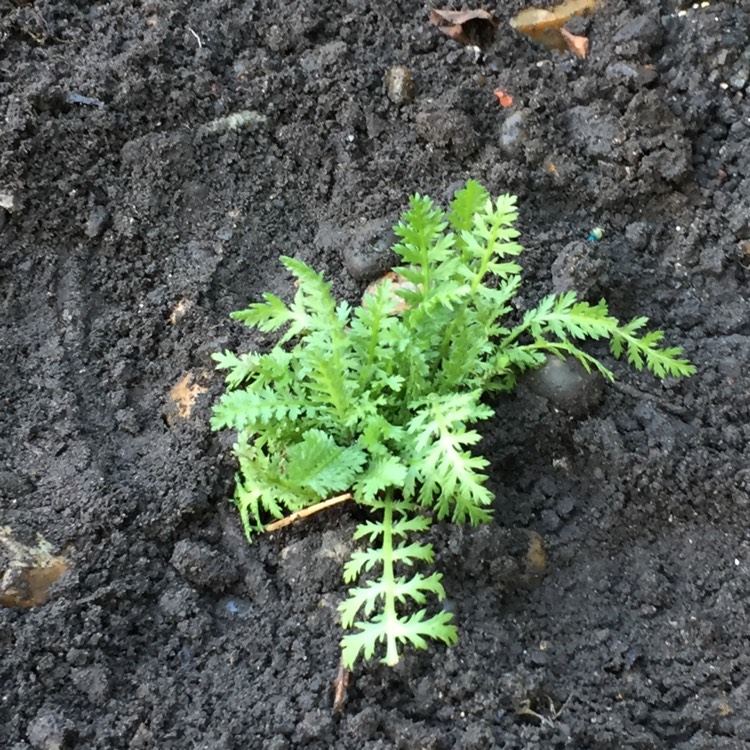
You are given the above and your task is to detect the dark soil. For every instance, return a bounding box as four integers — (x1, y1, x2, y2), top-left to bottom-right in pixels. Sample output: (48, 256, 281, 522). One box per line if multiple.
(2, 0, 749, 747)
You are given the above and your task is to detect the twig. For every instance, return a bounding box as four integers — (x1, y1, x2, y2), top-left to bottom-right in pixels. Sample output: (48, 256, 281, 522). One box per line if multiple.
(265, 493, 352, 533)
(332, 659, 351, 713)
(187, 27, 203, 48)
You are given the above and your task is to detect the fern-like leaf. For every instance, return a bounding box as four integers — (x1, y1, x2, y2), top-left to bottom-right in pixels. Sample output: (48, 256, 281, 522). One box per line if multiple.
(213, 179, 695, 670)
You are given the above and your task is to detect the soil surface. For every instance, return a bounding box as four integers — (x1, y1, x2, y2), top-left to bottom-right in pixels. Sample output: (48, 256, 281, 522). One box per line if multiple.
(2, 0, 750, 747)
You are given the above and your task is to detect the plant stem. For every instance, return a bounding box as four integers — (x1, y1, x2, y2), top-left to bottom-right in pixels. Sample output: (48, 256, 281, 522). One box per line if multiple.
(381, 490, 400, 665)
(264, 492, 352, 533)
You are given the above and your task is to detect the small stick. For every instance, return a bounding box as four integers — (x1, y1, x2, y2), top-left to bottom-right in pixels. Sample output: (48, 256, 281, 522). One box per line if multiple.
(332, 659, 351, 714)
(265, 492, 352, 533)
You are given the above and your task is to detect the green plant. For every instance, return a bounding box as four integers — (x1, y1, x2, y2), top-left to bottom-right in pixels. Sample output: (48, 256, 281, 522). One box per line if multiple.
(211, 181, 695, 668)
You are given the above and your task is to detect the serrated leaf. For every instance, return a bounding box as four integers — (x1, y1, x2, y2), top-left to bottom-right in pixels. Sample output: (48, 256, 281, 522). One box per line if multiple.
(284, 429, 367, 496)
(356, 455, 408, 502)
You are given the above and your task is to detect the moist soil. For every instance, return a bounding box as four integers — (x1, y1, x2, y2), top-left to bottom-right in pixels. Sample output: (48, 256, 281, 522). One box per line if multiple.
(1, 0, 749, 748)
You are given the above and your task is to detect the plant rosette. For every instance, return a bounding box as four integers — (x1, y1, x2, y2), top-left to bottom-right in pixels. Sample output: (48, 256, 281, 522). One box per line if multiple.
(212, 180, 695, 668)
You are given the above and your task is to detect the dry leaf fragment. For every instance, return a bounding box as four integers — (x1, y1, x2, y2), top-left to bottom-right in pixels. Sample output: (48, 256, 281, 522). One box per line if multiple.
(332, 660, 351, 714)
(511, 0, 598, 52)
(560, 27, 590, 58)
(168, 372, 208, 421)
(429, 9, 498, 49)
(0, 527, 70, 608)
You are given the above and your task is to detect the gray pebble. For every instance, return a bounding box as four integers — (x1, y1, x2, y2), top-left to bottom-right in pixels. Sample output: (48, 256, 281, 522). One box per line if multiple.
(85, 205, 110, 238)
(523, 357, 604, 417)
(528, 648, 550, 667)
(343, 217, 397, 281)
(500, 110, 528, 153)
(605, 62, 658, 86)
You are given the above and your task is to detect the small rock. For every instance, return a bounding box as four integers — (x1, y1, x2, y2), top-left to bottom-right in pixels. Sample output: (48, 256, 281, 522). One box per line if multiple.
(555, 495, 576, 518)
(384, 66, 415, 106)
(343, 217, 397, 281)
(499, 110, 528, 153)
(170, 540, 238, 592)
(0, 191, 15, 211)
(85, 205, 110, 238)
(523, 357, 604, 417)
(605, 62, 658, 86)
(528, 648, 550, 667)
(729, 69, 748, 91)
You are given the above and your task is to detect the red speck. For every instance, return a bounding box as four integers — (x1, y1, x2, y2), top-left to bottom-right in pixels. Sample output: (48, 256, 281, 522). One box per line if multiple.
(493, 88, 514, 108)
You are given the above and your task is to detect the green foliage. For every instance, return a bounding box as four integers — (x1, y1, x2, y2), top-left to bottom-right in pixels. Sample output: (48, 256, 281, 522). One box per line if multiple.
(212, 180, 695, 668)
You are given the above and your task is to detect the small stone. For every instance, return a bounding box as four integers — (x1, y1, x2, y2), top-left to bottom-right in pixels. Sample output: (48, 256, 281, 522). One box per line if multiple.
(523, 357, 604, 417)
(605, 62, 658, 86)
(499, 110, 528, 153)
(729, 70, 748, 90)
(555, 495, 576, 518)
(343, 218, 397, 281)
(529, 648, 550, 667)
(0, 191, 15, 211)
(384, 66, 415, 106)
(85, 205, 110, 238)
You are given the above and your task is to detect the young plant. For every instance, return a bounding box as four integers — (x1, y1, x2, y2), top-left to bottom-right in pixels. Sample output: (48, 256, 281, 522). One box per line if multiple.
(211, 181, 695, 668)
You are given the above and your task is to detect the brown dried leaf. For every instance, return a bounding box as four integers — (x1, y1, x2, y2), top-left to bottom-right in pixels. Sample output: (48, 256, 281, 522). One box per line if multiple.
(0, 527, 70, 608)
(511, 0, 598, 52)
(429, 9, 498, 48)
(560, 27, 590, 58)
(168, 372, 208, 421)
